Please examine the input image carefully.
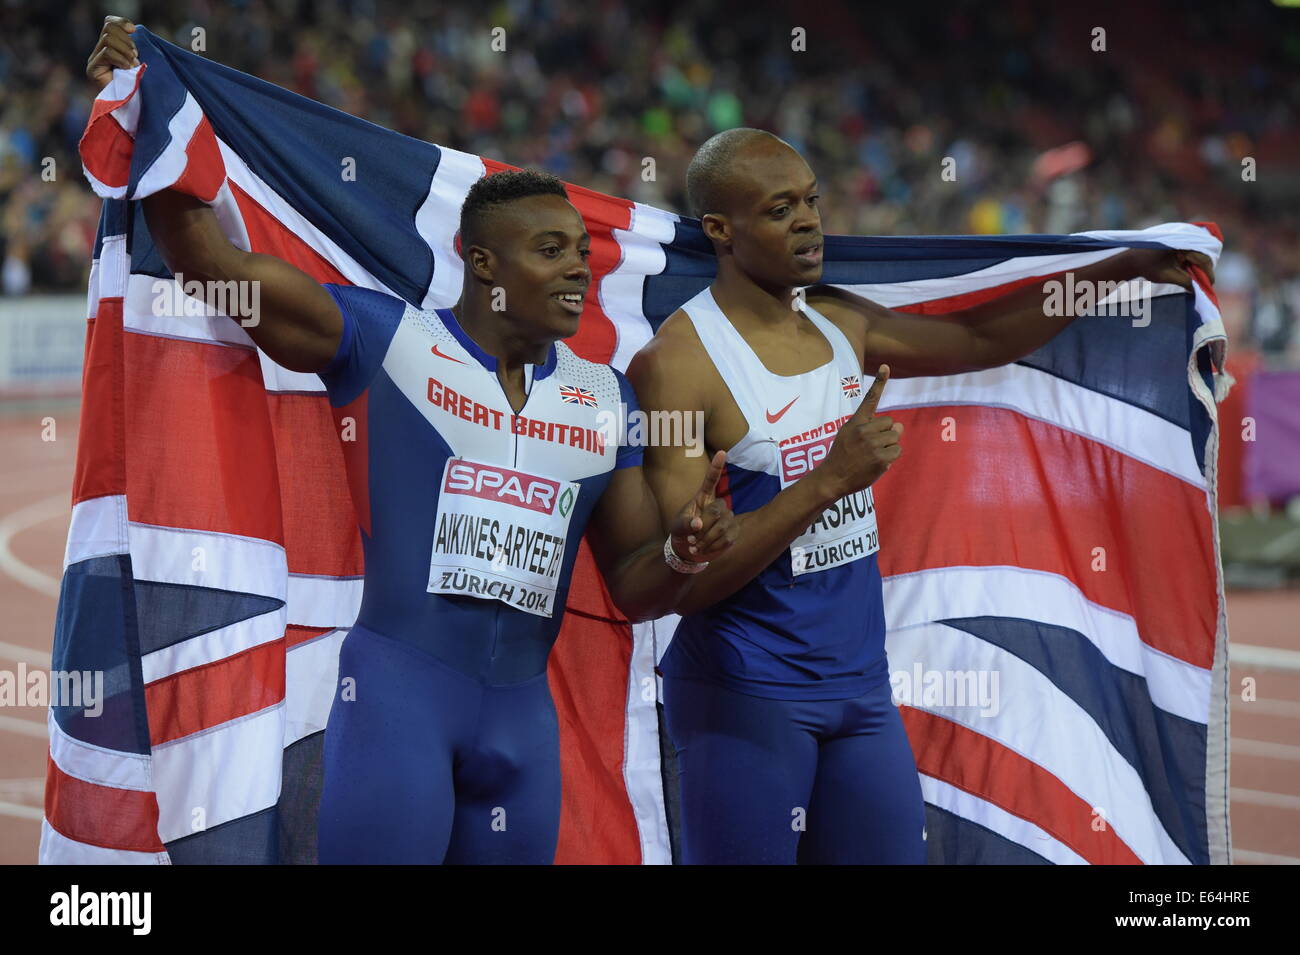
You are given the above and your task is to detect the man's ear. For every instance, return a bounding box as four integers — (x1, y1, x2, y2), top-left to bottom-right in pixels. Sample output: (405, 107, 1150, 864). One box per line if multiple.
(465, 244, 495, 283)
(700, 213, 731, 249)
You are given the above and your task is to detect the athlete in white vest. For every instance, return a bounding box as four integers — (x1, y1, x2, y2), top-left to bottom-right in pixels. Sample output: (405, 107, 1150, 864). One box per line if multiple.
(628, 127, 1216, 864)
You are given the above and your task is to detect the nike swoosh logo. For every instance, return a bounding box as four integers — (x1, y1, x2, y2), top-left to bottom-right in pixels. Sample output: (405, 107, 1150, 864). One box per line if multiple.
(766, 396, 799, 423)
(430, 344, 466, 364)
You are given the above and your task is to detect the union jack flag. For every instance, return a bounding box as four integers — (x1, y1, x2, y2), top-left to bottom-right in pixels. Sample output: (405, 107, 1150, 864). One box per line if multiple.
(58, 26, 1230, 864)
(841, 375, 862, 398)
(558, 384, 597, 407)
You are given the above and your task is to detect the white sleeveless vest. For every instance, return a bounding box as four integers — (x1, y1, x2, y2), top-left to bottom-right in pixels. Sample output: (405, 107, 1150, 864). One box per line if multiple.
(682, 287, 880, 575)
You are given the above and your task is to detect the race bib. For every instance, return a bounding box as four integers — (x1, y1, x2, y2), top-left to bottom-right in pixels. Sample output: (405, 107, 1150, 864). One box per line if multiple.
(780, 432, 880, 576)
(427, 457, 580, 617)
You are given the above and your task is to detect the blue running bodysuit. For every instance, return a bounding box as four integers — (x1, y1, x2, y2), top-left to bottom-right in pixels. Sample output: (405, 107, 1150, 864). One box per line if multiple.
(314, 284, 640, 864)
(659, 287, 926, 864)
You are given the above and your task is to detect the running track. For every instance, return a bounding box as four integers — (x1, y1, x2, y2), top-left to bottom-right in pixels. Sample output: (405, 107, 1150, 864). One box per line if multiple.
(1, 407, 1296, 864)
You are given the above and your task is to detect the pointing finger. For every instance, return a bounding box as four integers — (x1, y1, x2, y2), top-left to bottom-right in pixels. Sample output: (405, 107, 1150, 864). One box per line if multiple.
(856, 364, 890, 418)
(695, 450, 727, 504)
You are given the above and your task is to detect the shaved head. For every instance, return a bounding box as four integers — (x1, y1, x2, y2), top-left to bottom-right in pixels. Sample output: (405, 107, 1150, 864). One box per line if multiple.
(686, 128, 795, 219)
(684, 128, 824, 288)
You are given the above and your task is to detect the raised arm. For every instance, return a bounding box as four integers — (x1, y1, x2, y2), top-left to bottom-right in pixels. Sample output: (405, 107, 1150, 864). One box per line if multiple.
(89, 16, 342, 374)
(140, 190, 343, 373)
(806, 247, 1216, 378)
(625, 326, 901, 616)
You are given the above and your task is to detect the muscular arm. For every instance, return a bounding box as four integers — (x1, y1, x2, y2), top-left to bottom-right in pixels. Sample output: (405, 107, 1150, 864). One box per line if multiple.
(587, 444, 735, 622)
(624, 329, 845, 617)
(585, 464, 697, 623)
(142, 189, 342, 373)
(806, 247, 1212, 378)
(89, 18, 341, 373)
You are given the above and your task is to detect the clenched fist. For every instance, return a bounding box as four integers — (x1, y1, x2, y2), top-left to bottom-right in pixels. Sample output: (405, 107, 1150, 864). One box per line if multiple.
(87, 16, 139, 90)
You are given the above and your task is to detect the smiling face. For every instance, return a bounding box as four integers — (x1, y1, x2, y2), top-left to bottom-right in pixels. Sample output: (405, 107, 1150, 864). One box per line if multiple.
(463, 193, 592, 343)
(704, 140, 824, 290)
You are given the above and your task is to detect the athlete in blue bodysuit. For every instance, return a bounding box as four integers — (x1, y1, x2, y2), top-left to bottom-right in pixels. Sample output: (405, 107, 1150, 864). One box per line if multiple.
(629, 128, 1212, 864)
(140, 170, 738, 864)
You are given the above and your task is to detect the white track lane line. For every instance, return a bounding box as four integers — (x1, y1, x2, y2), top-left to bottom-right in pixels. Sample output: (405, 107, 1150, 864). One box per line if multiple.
(0, 492, 68, 599)
(0, 642, 50, 666)
(0, 715, 48, 739)
(0, 800, 42, 822)
(1233, 739, 1300, 761)
(0, 492, 65, 667)
(1231, 698, 1300, 718)
(1231, 788, 1300, 811)
(1231, 644, 1300, 672)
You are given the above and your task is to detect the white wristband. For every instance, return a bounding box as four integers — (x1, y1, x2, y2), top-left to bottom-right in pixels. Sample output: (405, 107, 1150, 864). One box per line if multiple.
(664, 535, 709, 574)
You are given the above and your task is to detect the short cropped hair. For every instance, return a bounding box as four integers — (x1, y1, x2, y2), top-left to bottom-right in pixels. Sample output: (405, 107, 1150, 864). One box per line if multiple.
(686, 127, 786, 219)
(459, 169, 569, 249)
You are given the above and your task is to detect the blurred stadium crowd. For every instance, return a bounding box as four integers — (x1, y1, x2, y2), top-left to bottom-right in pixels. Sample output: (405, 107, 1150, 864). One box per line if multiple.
(2, 0, 1297, 360)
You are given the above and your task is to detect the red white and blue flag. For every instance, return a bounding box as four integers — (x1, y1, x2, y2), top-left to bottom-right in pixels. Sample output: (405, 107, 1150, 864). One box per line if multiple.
(51, 27, 1230, 864)
(558, 385, 598, 407)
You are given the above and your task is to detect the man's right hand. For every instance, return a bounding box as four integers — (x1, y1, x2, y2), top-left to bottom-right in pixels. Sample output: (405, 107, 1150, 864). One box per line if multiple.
(87, 16, 139, 90)
(815, 364, 904, 500)
(81, 16, 344, 374)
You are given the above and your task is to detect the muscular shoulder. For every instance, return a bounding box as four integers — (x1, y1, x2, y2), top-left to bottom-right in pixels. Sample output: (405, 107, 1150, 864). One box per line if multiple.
(644, 307, 705, 356)
(624, 308, 717, 413)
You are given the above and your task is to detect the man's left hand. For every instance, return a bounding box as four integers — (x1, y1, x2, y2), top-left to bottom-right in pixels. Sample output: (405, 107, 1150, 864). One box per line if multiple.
(669, 450, 738, 563)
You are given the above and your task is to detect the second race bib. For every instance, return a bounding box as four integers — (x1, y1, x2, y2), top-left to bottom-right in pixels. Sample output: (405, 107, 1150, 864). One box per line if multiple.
(779, 431, 880, 576)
